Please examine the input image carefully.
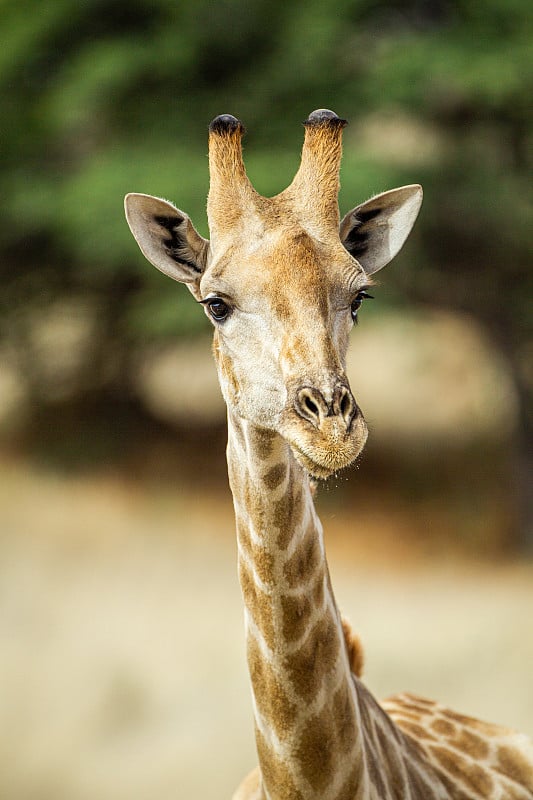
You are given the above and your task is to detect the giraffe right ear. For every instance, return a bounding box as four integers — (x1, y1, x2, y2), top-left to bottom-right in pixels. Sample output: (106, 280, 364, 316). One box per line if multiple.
(340, 185, 423, 275)
(124, 193, 209, 297)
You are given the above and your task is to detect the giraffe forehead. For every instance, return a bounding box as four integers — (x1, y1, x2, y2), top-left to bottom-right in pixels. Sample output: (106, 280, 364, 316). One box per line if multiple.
(204, 227, 363, 310)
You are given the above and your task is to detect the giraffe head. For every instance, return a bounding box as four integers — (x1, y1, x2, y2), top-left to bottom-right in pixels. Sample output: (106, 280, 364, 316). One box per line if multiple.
(125, 110, 422, 478)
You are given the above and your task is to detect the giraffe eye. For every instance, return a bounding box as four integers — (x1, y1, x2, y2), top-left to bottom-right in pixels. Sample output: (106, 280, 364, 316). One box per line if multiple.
(205, 297, 231, 321)
(351, 290, 374, 322)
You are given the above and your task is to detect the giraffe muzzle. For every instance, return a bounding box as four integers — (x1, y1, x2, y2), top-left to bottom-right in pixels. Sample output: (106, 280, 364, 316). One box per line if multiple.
(281, 379, 368, 477)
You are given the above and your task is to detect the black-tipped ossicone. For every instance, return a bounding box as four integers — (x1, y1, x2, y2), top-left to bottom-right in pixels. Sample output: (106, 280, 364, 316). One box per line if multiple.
(209, 114, 244, 134)
(304, 109, 348, 127)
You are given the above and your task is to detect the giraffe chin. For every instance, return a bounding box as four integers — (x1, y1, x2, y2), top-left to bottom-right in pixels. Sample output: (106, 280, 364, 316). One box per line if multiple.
(289, 446, 347, 479)
(287, 418, 368, 480)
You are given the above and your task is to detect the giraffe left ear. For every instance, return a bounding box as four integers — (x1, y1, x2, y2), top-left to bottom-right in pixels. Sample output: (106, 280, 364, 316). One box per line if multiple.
(340, 184, 423, 275)
(124, 193, 209, 298)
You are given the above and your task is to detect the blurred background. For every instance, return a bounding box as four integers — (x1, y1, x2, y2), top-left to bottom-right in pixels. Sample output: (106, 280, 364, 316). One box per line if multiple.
(0, 1, 532, 798)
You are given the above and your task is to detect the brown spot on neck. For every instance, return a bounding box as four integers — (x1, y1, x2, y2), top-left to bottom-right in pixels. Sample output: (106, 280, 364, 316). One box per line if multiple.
(263, 463, 287, 490)
(294, 711, 337, 793)
(283, 521, 322, 587)
(273, 486, 304, 550)
(247, 636, 296, 741)
(249, 426, 277, 460)
(239, 561, 275, 650)
(280, 593, 312, 644)
(284, 613, 340, 701)
(236, 515, 275, 586)
(255, 728, 304, 800)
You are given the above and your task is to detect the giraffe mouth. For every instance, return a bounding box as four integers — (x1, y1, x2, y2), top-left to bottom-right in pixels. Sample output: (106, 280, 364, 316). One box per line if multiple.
(287, 415, 368, 479)
(290, 445, 344, 479)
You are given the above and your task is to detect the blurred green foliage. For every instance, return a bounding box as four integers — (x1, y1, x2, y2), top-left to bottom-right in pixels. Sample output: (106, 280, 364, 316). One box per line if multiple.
(0, 0, 532, 541)
(1, 0, 530, 330)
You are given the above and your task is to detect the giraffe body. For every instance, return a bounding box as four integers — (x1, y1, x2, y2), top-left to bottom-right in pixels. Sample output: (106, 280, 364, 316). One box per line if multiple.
(125, 110, 533, 800)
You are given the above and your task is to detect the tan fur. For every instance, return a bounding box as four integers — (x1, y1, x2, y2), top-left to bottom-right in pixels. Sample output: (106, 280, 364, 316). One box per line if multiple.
(341, 616, 365, 678)
(125, 111, 533, 800)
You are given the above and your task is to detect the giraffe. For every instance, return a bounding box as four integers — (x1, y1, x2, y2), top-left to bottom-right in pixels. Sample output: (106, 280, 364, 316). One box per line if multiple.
(124, 110, 533, 800)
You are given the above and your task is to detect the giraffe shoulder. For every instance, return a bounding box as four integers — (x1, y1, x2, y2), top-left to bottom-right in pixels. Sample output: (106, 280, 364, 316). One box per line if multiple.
(382, 693, 533, 797)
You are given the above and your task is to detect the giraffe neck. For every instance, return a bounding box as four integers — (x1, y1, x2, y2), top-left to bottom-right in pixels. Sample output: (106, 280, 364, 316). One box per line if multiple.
(227, 413, 370, 800)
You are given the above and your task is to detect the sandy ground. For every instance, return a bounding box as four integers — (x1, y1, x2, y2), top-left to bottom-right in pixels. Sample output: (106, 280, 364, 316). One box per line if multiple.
(0, 455, 532, 800)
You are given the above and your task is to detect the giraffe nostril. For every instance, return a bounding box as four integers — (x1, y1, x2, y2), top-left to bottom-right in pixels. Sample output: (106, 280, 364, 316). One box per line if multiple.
(338, 387, 355, 425)
(295, 387, 327, 427)
(340, 392, 350, 417)
(303, 396, 319, 418)
(332, 384, 357, 429)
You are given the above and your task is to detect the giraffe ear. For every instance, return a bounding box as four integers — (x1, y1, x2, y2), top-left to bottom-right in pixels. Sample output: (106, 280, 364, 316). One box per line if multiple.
(124, 193, 209, 297)
(340, 185, 423, 275)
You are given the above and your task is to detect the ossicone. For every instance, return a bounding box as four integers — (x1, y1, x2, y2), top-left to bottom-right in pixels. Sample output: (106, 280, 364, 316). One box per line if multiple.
(303, 109, 348, 129)
(209, 114, 245, 135)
